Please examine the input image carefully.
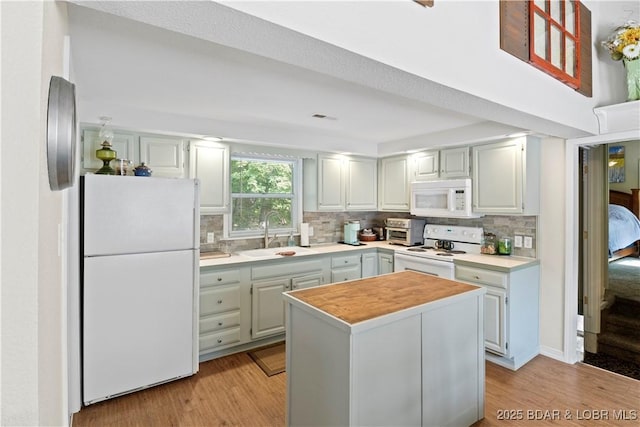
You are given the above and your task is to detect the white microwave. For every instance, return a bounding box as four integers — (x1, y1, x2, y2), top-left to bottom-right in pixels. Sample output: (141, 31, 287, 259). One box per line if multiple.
(410, 178, 482, 218)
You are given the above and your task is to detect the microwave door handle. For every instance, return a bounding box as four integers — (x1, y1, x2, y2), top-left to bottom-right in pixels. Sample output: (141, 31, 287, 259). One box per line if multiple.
(448, 188, 456, 212)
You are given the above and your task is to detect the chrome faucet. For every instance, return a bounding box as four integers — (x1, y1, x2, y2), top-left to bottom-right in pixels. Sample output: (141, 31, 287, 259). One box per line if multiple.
(264, 211, 279, 248)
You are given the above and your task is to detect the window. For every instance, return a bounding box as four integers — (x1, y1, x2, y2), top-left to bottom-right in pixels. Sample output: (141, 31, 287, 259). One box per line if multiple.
(530, 0, 580, 88)
(225, 155, 301, 238)
(500, 0, 592, 96)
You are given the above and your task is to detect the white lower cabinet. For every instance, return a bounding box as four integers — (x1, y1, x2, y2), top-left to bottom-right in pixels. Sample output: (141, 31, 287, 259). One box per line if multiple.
(331, 254, 362, 282)
(199, 266, 251, 356)
(251, 258, 327, 339)
(377, 250, 394, 274)
(284, 279, 485, 427)
(361, 251, 378, 278)
(455, 261, 540, 370)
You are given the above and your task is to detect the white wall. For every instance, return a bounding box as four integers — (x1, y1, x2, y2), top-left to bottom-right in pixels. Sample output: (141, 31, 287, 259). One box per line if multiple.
(223, 0, 615, 136)
(1, 1, 69, 425)
(538, 138, 568, 358)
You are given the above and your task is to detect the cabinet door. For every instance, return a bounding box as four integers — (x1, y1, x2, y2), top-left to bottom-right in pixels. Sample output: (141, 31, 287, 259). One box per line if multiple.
(346, 158, 377, 210)
(140, 136, 186, 178)
(188, 140, 230, 214)
(472, 139, 523, 214)
(82, 129, 137, 172)
(484, 287, 507, 355)
(378, 156, 410, 211)
(251, 278, 289, 339)
(440, 146, 469, 178)
(318, 155, 345, 211)
(378, 252, 394, 275)
(361, 252, 378, 278)
(412, 151, 439, 181)
(291, 273, 323, 290)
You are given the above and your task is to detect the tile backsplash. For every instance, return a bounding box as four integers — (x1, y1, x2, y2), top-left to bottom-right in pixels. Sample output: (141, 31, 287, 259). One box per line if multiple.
(201, 212, 538, 258)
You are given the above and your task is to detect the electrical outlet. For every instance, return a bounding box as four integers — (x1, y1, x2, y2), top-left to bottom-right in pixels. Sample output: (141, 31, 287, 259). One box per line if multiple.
(514, 235, 523, 248)
(524, 236, 533, 249)
(206, 232, 215, 243)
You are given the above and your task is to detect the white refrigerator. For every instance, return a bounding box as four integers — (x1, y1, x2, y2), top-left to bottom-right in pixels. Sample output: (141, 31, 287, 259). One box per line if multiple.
(81, 174, 199, 405)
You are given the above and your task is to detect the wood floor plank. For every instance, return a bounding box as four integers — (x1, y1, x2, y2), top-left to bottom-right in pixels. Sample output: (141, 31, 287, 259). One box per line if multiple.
(73, 353, 639, 427)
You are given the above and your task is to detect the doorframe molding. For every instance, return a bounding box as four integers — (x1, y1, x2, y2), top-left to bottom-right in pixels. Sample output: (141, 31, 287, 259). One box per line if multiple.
(565, 129, 639, 364)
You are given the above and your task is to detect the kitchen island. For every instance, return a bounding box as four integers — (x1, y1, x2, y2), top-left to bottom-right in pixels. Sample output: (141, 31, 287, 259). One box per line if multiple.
(283, 270, 486, 427)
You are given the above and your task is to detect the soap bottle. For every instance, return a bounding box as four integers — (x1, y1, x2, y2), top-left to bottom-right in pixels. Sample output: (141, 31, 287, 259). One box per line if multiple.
(287, 232, 295, 247)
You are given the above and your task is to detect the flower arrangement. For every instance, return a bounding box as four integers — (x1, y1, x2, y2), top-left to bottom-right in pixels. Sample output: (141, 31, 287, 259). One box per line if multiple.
(601, 20, 640, 61)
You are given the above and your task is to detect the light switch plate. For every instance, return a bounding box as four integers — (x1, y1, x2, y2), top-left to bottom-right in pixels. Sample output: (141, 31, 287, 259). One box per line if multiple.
(207, 232, 215, 243)
(514, 235, 523, 248)
(524, 236, 533, 249)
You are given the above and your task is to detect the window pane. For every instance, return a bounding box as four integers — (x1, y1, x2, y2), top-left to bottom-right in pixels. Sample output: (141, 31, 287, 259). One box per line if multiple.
(550, 0, 561, 22)
(533, 0, 546, 12)
(232, 197, 292, 232)
(231, 159, 293, 194)
(565, 0, 576, 35)
(565, 38, 576, 76)
(534, 12, 548, 60)
(551, 24, 562, 69)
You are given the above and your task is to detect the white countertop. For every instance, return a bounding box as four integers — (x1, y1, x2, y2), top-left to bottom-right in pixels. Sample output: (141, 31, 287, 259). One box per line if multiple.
(200, 241, 538, 272)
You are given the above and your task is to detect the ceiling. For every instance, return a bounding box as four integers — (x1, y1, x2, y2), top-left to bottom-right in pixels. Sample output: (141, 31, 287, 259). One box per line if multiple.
(67, 1, 639, 157)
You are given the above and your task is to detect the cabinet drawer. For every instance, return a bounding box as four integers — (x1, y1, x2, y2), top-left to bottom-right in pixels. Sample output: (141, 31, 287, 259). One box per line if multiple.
(199, 327, 241, 352)
(331, 254, 360, 268)
(200, 268, 240, 287)
(331, 265, 361, 282)
(455, 265, 507, 289)
(200, 284, 241, 315)
(200, 310, 241, 334)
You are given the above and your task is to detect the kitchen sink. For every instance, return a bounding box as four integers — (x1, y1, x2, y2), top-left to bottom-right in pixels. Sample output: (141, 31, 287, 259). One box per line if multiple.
(240, 246, 317, 258)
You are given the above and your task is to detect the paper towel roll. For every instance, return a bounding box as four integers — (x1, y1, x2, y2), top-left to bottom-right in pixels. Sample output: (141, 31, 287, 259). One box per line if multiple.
(300, 223, 310, 247)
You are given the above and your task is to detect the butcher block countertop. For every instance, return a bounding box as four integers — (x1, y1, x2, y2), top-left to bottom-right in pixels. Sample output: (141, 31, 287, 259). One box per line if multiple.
(285, 270, 482, 325)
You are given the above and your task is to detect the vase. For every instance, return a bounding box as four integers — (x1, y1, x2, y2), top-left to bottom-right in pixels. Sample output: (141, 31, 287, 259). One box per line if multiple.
(623, 59, 640, 101)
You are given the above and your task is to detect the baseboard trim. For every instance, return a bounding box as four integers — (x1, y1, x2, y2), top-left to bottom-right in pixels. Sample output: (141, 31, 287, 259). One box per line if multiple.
(539, 345, 568, 363)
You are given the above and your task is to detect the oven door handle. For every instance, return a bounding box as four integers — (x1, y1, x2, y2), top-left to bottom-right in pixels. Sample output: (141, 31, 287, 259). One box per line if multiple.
(404, 267, 438, 276)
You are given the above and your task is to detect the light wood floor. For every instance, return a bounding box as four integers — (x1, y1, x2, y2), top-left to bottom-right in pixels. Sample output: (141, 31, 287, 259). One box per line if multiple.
(73, 353, 639, 427)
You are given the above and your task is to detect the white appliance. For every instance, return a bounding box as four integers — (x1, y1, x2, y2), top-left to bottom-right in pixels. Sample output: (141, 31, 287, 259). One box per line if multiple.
(394, 224, 484, 279)
(385, 218, 426, 246)
(81, 174, 199, 405)
(410, 178, 481, 218)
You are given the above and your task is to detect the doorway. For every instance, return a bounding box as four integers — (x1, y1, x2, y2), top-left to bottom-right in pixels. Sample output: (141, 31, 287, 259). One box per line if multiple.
(578, 141, 640, 380)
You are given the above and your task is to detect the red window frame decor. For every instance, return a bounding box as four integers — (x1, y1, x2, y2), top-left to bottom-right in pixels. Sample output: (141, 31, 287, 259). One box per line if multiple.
(529, 0, 581, 89)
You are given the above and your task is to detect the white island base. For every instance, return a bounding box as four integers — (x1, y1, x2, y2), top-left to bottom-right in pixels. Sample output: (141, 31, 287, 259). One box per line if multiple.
(283, 271, 486, 427)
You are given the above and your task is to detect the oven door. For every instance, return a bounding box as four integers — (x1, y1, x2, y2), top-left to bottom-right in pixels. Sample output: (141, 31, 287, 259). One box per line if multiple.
(393, 253, 454, 279)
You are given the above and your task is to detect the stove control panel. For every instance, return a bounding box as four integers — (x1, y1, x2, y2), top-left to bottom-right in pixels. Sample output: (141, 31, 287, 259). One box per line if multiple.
(423, 225, 484, 244)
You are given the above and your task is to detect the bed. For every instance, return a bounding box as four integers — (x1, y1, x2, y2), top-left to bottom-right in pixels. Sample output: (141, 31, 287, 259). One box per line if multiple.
(609, 188, 640, 261)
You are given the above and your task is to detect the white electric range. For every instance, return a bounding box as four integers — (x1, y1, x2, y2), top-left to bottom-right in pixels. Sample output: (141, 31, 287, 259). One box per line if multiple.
(394, 224, 484, 279)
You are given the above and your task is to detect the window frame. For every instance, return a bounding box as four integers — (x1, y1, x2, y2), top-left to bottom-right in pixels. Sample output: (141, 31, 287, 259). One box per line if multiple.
(529, 0, 581, 89)
(224, 154, 302, 240)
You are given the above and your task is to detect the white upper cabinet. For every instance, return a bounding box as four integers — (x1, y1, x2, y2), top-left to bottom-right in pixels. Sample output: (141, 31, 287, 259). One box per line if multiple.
(317, 154, 377, 211)
(346, 157, 377, 210)
(439, 146, 470, 179)
(82, 129, 137, 172)
(411, 147, 470, 181)
(378, 155, 410, 212)
(140, 136, 186, 178)
(188, 140, 230, 214)
(317, 155, 346, 211)
(472, 137, 539, 215)
(411, 150, 439, 181)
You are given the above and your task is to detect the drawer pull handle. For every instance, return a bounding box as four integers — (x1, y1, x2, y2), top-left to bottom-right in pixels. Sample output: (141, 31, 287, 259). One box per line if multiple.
(344, 260, 348, 264)
(217, 338, 223, 344)
(218, 321, 224, 326)
(217, 299, 223, 304)
(474, 275, 480, 280)
(217, 277, 222, 281)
